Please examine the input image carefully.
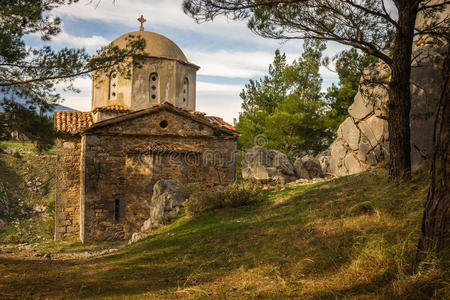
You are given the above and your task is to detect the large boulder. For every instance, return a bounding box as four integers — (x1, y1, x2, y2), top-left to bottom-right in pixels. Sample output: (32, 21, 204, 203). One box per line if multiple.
(242, 146, 296, 185)
(337, 117, 360, 150)
(294, 155, 324, 179)
(141, 180, 186, 232)
(326, 42, 445, 177)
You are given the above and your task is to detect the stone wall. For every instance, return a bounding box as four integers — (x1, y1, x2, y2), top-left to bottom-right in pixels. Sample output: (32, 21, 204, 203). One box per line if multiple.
(79, 110, 237, 242)
(80, 134, 236, 242)
(55, 136, 81, 240)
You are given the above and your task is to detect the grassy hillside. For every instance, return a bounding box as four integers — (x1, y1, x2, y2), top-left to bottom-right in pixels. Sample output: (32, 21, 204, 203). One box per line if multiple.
(0, 165, 448, 299)
(0, 142, 56, 243)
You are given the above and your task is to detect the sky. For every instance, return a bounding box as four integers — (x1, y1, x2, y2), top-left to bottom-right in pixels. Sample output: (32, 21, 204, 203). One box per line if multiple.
(25, 0, 346, 123)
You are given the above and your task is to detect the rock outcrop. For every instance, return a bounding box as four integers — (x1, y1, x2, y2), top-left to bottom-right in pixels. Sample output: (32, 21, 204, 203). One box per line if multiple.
(242, 146, 297, 184)
(294, 155, 324, 179)
(327, 43, 446, 176)
(129, 179, 186, 244)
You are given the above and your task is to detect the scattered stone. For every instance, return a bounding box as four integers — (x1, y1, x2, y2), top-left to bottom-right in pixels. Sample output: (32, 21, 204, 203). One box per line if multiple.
(129, 232, 147, 244)
(242, 146, 296, 185)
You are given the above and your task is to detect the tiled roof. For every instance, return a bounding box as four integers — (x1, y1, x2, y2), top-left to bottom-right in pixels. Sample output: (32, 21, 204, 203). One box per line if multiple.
(54, 111, 93, 135)
(92, 105, 132, 113)
(54, 102, 238, 135)
(126, 141, 201, 154)
(205, 116, 237, 132)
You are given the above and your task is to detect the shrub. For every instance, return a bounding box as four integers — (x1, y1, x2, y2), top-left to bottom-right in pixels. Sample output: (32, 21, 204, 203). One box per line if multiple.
(185, 183, 266, 216)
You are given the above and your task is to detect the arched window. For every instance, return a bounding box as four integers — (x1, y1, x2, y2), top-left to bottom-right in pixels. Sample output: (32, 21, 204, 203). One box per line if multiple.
(183, 77, 189, 105)
(109, 72, 118, 100)
(149, 72, 158, 102)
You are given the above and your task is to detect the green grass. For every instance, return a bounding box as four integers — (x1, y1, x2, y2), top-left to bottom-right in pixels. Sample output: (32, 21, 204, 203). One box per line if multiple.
(0, 169, 448, 299)
(0, 141, 56, 155)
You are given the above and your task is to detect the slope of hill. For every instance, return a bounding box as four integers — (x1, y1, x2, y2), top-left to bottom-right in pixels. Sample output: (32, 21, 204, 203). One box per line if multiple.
(0, 147, 448, 299)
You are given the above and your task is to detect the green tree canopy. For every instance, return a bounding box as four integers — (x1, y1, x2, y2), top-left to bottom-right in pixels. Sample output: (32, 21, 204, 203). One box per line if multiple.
(236, 39, 331, 155)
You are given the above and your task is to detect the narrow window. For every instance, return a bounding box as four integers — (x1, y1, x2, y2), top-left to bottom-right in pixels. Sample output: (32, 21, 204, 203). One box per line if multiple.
(149, 72, 158, 102)
(183, 77, 189, 105)
(109, 72, 118, 100)
(114, 199, 120, 221)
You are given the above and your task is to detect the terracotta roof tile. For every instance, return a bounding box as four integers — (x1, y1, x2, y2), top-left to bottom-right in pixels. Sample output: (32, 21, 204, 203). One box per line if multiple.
(54, 102, 238, 135)
(54, 111, 93, 135)
(126, 141, 201, 154)
(205, 116, 237, 132)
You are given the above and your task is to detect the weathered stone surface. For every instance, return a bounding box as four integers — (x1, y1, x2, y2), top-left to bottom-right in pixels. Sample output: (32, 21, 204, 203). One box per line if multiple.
(329, 139, 348, 177)
(410, 46, 444, 170)
(142, 180, 185, 231)
(358, 115, 387, 148)
(337, 117, 360, 150)
(327, 42, 445, 177)
(242, 146, 296, 185)
(316, 152, 330, 174)
(128, 232, 147, 244)
(294, 156, 324, 179)
(357, 136, 373, 162)
(56, 108, 238, 243)
(0, 219, 5, 229)
(348, 92, 373, 120)
(344, 153, 365, 174)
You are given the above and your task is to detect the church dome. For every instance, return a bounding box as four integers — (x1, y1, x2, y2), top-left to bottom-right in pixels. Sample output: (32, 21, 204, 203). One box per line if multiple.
(109, 30, 188, 63)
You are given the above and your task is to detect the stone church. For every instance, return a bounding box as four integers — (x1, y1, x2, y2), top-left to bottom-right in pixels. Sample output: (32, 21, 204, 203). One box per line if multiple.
(54, 18, 238, 242)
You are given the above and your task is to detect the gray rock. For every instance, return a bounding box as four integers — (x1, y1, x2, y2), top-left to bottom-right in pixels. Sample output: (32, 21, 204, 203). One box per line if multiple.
(329, 139, 348, 177)
(141, 180, 186, 232)
(348, 92, 374, 120)
(129, 232, 147, 244)
(357, 136, 373, 162)
(337, 117, 360, 150)
(0, 219, 5, 229)
(358, 115, 387, 148)
(294, 156, 324, 179)
(344, 153, 366, 174)
(242, 146, 296, 185)
(315, 153, 330, 174)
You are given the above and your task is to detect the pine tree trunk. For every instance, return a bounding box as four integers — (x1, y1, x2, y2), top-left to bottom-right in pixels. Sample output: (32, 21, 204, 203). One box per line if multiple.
(387, 4, 418, 179)
(418, 50, 450, 257)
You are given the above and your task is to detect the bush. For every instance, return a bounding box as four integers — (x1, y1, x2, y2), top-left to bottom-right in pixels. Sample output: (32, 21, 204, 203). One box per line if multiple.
(185, 183, 266, 216)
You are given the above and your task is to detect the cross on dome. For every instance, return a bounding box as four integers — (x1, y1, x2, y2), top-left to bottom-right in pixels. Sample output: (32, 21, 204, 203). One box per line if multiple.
(137, 15, 147, 31)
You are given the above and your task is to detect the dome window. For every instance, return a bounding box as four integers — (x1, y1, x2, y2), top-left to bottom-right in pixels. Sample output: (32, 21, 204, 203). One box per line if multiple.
(183, 77, 189, 106)
(109, 72, 118, 100)
(149, 72, 159, 102)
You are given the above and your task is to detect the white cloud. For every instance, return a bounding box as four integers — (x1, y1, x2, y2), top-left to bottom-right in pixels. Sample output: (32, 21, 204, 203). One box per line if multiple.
(52, 31, 109, 51)
(59, 94, 91, 111)
(197, 82, 243, 94)
(186, 49, 302, 78)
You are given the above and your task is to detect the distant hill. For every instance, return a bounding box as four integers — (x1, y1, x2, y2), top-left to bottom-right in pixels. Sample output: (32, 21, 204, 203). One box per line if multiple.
(0, 89, 77, 117)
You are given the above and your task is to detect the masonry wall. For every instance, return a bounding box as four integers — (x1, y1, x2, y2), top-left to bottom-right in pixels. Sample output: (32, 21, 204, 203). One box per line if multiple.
(80, 134, 236, 242)
(79, 110, 237, 242)
(55, 135, 81, 240)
